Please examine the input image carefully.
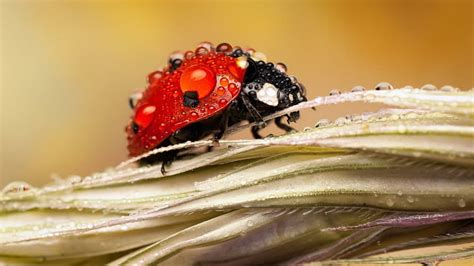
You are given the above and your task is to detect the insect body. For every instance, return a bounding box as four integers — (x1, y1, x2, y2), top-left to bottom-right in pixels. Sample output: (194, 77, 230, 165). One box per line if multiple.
(126, 42, 307, 173)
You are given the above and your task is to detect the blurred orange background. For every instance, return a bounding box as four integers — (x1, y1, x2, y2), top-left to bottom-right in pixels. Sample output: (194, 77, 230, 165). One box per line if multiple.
(1, 0, 472, 187)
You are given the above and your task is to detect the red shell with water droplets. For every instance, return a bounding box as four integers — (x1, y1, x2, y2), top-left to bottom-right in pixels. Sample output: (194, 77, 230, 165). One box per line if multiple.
(126, 52, 244, 156)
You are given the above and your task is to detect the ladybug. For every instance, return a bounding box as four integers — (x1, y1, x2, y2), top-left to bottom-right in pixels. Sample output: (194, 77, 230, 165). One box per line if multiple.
(126, 42, 307, 173)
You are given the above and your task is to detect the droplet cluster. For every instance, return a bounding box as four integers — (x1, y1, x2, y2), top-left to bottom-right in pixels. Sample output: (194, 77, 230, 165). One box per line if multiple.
(242, 59, 306, 112)
(313, 108, 428, 129)
(126, 42, 246, 156)
(327, 82, 461, 96)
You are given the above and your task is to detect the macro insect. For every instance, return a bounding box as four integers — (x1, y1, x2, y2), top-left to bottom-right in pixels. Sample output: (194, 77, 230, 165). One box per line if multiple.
(126, 42, 307, 173)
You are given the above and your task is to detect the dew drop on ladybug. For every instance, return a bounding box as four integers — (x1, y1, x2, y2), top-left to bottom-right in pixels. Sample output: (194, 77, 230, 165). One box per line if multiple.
(148, 71, 163, 84)
(219, 77, 229, 87)
(134, 104, 156, 130)
(227, 56, 248, 81)
(228, 83, 238, 95)
(179, 65, 216, 99)
(216, 43, 233, 53)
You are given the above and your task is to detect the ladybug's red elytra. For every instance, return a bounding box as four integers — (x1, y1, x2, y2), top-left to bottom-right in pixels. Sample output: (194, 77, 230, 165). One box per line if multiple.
(126, 42, 307, 173)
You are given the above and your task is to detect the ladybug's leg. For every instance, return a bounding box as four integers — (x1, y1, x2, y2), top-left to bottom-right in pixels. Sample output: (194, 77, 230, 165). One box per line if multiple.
(206, 112, 229, 152)
(251, 123, 275, 139)
(161, 160, 171, 175)
(251, 125, 264, 139)
(213, 112, 229, 141)
(275, 116, 297, 134)
(160, 149, 180, 175)
(241, 94, 265, 126)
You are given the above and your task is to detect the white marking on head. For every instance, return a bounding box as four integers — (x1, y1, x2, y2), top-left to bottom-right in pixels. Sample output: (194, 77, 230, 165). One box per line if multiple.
(256, 83, 279, 106)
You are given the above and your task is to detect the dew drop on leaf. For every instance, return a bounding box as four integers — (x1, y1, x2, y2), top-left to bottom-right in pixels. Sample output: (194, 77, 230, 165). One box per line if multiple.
(421, 84, 437, 91)
(315, 119, 330, 128)
(1, 181, 35, 194)
(247, 220, 255, 227)
(386, 198, 394, 207)
(458, 198, 466, 208)
(351, 85, 365, 92)
(440, 85, 458, 92)
(375, 82, 393, 90)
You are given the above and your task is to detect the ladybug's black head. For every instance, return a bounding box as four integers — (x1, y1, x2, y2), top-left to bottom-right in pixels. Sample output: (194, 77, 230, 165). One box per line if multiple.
(234, 50, 306, 121)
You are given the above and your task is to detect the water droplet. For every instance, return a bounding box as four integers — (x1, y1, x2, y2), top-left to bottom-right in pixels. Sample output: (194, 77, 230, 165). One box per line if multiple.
(404, 112, 418, 119)
(190, 112, 199, 120)
(421, 84, 437, 91)
(397, 191, 403, 196)
(180, 65, 216, 99)
(197, 41, 214, 51)
(397, 125, 407, 133)
(172, 90, 179, 98)
(388, 114, 400, 121)
(335, 117, 347, 126)
(66, 175, 82, 184)
(289, 75, 298, 83)
(195, 46, 209, 55)
(184, 50, 194, 60)
(169, 50, 184, 61)
(247, 220, 255, 227)
(228, 83, 238, 94)
(458, 198, 466, 208)
(134, 104, 157, 130)
(386, 198, 394, 207)
(406, 195, 415, 203)
(252, 51, 267, 62)
(218, 99, 227, 106)
(315, 119, 330, 128)
(158, 122, 166, 131)
(275, 63, 287, 73)
(375, 82, 393, 90)
(219, 77, 229, 87)
(128, 91, 143, 109)
(351, 85, 365, 92)
(216, 43, 233, 53)
(2, 181, 34, 194)
(147, 71, 163, 84)
(303, 127, 312, 132)
(440, 85, 458, 92)
(329, 89, 341, 96)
